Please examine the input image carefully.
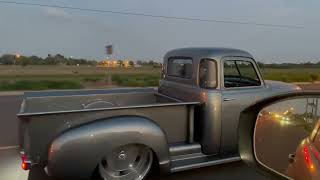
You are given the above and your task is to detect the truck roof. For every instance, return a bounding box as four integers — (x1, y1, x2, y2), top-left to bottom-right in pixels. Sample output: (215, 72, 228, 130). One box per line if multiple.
(164, 47, 254, 62)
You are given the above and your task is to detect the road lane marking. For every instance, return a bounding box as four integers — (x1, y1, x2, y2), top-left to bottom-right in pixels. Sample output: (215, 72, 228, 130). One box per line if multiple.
(0, 145, 19, 151)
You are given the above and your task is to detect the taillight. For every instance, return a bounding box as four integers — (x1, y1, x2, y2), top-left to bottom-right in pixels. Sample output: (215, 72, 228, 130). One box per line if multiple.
(21, 162, 29, 170)
(20, 151, 31, 170)
(303, 146, 315, 170)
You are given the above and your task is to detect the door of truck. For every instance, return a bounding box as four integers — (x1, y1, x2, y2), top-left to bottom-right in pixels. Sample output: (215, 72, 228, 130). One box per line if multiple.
(220, 57, 266, 154)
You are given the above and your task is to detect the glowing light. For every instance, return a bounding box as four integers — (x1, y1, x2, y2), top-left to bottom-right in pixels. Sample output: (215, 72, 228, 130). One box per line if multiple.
(21, 162, 30, 170)
(280, 121, 284, 126)
(20, 152, 30, 170)
(303, 145, 315, 170)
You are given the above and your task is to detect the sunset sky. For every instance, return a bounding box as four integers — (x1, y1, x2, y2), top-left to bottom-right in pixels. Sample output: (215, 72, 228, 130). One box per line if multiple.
(1, 0, 319, 63)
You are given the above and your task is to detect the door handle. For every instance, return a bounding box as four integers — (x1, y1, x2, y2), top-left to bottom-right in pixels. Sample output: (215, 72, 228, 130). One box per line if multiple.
(223, 98, 236, 102)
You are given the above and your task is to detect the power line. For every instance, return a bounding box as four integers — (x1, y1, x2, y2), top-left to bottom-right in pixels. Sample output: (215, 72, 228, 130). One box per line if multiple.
(0, 0, 304, 29)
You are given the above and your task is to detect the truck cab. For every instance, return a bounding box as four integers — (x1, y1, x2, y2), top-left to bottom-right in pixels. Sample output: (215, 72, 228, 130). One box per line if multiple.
(159, 47, 299, 155)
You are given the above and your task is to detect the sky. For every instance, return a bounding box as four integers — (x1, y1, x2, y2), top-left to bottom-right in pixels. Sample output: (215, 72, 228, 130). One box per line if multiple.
(0, 0, 320, 63)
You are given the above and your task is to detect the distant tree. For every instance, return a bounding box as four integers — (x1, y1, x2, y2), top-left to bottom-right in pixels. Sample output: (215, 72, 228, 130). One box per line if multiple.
(45, 55, 58, 65)
(136, 60, 143, 65)
(148, 60, 155, 65)
(0, 54, 15, 65)
(257, 61, 264, 68)
(29, 56, 44, 65)
(54, 54, 66, 64)
(0, 53, 112, 66)
(117, 60, 124, 67)
(21, 57, 29, 66)
(55, 54, 64, 59)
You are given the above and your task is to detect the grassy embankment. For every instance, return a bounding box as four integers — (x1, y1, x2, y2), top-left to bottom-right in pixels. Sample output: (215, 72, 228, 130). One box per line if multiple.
(0, 65, 161, 91)
(0, 65, 319, 91)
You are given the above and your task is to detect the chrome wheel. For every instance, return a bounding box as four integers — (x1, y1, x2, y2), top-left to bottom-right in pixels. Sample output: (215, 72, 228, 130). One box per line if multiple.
(98, 144, 153, 180)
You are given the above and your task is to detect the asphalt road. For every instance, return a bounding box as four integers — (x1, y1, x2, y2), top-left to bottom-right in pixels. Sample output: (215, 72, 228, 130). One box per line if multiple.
(0, 95, 22, 147)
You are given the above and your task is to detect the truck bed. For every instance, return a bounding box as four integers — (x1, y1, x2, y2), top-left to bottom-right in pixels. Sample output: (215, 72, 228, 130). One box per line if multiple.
(20, 88, 181, 115)
(18, 88, 200, 165)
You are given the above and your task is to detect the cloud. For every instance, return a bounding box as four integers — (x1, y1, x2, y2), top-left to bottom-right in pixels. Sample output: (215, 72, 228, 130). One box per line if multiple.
(44, 7, 70, 18)
(41, 6, 111, 33)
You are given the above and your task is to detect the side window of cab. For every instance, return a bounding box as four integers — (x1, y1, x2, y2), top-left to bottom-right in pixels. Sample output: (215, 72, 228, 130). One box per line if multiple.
(199, 59, 217, 89)
(224, 60, 261, 88)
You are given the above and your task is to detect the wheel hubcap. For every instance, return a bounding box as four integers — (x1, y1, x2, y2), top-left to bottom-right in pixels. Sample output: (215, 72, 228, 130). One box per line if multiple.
(99, 144, 153, 180)
(118, 151, 127, 160)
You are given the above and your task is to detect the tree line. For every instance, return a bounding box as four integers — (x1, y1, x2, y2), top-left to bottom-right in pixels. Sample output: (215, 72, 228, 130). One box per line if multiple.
(257, 61, 320, 68)
(1, 53, 318, 68)
(0, 54, 163, 67)
(0, 54, 97, 66)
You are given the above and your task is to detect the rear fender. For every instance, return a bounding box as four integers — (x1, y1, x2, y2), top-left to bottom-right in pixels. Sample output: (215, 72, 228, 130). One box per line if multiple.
(47, 116, 170, 179)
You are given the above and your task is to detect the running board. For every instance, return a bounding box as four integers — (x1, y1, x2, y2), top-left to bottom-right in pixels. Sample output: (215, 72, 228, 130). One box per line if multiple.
(169, 143, 202, 156)
(170, 154, 241, 173)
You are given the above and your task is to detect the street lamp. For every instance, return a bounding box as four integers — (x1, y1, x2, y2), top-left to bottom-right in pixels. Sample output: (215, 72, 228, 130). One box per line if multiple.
(14, 53, 21, 65)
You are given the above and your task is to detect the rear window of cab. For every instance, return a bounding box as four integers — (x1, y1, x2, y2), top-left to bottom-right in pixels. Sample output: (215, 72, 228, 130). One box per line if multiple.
(167, 58, 193, 79)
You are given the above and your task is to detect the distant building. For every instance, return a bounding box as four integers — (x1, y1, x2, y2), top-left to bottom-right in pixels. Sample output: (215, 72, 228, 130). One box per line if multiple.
(97, 60, 120, 68)
(122, 60, 134, 68)
(97, 59, 134, 68)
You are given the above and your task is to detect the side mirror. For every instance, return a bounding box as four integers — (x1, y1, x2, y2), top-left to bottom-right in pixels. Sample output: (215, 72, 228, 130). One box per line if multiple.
(239, 92, 320, 180)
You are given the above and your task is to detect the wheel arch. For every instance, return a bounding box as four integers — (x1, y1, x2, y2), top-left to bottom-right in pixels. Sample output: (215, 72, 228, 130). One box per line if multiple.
(47, 116, 170, 179)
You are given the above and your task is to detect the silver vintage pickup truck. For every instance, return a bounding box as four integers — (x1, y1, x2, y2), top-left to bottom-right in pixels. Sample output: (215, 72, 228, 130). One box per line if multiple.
(18, 47, 301, 180)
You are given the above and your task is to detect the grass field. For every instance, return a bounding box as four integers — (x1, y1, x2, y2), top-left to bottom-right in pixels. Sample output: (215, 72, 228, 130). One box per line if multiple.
(0, 65, 318, 91)
(0, 65, 161, 91)
(261, 68, 320, 83)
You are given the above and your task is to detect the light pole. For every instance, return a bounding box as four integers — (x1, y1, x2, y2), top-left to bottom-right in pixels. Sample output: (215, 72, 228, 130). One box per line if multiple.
(14, 53, 20, 65)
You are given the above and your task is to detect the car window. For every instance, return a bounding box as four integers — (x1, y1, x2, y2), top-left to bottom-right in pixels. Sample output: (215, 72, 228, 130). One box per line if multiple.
(167, 58, 193, 79)
(199, 59, 217, 89)
(224, 61, 239, 77)
(224, 60, 261, 88)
